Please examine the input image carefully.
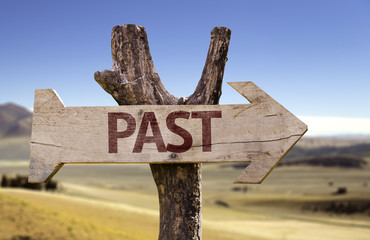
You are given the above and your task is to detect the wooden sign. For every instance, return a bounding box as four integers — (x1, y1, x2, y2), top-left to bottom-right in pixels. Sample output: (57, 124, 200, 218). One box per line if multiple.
(29, 81, 307, 184)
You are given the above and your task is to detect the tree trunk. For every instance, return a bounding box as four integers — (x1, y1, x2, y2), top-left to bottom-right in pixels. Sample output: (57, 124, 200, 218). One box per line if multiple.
(94, 24, 231, 240)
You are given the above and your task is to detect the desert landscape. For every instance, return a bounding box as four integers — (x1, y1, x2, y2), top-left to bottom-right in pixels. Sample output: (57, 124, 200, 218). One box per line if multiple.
(1, 103, 370, 240)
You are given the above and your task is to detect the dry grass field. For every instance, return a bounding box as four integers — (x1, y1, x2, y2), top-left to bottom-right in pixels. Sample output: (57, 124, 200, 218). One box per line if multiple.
(1, 158, 369, 240)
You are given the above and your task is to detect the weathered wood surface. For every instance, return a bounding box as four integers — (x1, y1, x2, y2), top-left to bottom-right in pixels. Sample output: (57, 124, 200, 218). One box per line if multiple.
(29, 81, 307, 183)
(94, 25, 230, 106)
(29, 24, 306, 240)
(47, 24, 231, 240)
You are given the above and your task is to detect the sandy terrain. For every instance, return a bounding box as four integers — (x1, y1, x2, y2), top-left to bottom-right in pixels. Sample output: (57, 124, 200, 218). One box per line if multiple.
(1, 161, 369, 239)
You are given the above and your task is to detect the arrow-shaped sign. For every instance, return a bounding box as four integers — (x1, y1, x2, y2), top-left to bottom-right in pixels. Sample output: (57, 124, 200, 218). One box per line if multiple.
(29, 82, 307, 184)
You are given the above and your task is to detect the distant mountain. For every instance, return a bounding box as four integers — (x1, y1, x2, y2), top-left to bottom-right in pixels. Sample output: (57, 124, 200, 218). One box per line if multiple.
(285, 143, 370, 159)
(278, 155, 368, 168)
(0, 103, 32, 138)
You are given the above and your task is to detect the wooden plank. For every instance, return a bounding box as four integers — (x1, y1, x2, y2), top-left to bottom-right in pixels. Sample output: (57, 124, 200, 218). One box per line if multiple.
(29, 81, 307, 183)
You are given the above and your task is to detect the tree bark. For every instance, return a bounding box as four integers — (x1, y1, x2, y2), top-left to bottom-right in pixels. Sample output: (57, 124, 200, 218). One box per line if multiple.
(94, 24, 231, 240)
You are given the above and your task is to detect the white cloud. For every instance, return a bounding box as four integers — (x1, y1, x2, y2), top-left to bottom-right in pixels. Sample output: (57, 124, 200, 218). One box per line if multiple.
(299, 116, 370, 136)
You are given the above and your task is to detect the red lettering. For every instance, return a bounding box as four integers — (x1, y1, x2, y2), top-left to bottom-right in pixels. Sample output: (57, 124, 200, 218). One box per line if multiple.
(191, 111, 222, 152)
(109, 110, 222, 154)
(108, 112, 136, 153)
(166, 111, 193, 153)
(133, 112, 166, 153)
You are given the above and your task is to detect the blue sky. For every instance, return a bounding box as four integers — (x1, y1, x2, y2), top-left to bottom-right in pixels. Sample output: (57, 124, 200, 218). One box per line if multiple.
(1, 0, 369, 135)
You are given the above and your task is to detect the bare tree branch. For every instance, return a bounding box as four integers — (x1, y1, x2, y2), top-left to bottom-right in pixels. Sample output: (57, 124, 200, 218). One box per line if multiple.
(94, 24, 231, 240)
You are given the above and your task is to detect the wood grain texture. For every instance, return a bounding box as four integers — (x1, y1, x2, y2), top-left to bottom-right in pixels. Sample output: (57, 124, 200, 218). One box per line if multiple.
(95, 25, 231, 240)
(29, 24, 307, 240)
(94, 24, 231, 107)
(29, 82, 307, 184)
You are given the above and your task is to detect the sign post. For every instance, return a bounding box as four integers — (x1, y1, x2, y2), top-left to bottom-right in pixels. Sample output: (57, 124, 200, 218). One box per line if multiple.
(29, 25, 307, 239)
(30, 81, 306, 183)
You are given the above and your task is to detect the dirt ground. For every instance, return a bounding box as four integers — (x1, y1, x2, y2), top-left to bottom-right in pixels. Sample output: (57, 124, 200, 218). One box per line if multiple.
(0, 161, 369, 239)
